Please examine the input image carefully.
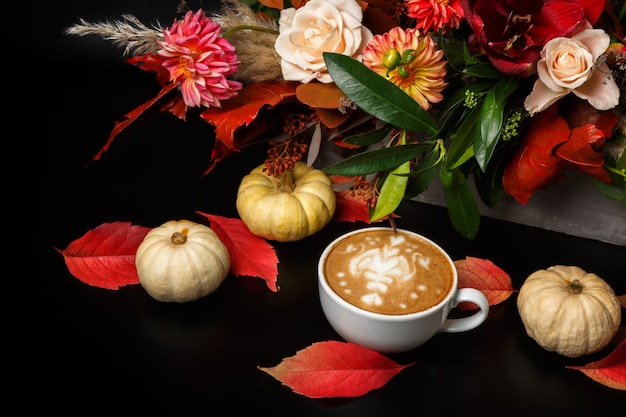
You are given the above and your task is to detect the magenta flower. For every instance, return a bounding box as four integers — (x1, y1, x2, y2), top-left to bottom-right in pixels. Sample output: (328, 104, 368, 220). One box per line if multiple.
(158, 9, 242, 108)
(461, 0, 605, 77)
(406, 0, 465, 34)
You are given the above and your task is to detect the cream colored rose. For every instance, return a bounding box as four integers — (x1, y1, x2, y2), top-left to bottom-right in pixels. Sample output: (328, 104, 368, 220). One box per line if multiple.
(524, 26, 620, 116)
(274, 0, 373, 83)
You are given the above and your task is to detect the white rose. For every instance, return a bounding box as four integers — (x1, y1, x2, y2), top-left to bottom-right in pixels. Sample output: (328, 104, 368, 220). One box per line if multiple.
(274, 0, 373, 83)
(524, 25, 620, 115)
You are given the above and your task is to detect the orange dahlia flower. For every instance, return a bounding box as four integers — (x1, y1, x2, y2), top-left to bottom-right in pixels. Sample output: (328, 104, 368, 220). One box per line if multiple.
(362, 27, 447, 110)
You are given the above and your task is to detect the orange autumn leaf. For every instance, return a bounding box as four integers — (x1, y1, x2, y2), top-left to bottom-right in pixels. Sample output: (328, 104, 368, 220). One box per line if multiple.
(555, 124, 612, 183)
(296, 82, 346, 109)
(258, 341, 413, 398)
(566, 339, 626, 391)
(257, 0, 285, 9)
(198, 212, 279, 292)
(55, 222, 151, 290)
(455, 256, 516, 310)
(502, 105, 569, 204)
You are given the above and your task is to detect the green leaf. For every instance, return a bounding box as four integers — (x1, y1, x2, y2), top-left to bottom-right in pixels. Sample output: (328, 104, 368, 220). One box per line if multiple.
(440, 166, 480, 239)
(445, 105, 480, 170)
(324, 53, 438, 134)
(343, 126, 393, 146)
(405, 149, 440, 198)
(464, 62, 503, 79)
(371, 161, 410, 222)
(475, 77, 521, 171)
(442, 31, 466, 72)
(322, 143, 432, 176)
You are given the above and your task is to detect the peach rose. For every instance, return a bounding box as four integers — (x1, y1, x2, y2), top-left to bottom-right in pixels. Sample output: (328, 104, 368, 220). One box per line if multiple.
(274, 0, 373, 83)
(524, 25, 620, 116)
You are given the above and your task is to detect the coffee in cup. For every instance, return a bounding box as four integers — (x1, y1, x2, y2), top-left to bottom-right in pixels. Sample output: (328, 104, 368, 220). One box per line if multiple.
(318, 227, 489, 353)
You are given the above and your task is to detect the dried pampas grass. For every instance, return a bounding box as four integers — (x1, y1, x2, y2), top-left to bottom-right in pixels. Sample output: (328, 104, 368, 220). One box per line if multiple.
(211, 0, 283, 83)
(64, 14, 163, 56)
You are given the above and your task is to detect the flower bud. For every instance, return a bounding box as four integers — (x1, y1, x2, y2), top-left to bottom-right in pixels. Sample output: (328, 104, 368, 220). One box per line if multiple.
(382, 48, 402, 70)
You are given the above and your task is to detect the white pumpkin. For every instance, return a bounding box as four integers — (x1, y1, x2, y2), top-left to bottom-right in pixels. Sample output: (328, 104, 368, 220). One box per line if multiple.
(135, 220, 230, 302)
(517, 265, 621, 358)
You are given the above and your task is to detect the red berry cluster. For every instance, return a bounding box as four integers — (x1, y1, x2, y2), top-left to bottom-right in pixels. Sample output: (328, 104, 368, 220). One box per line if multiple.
(263, 113, 316, 177)
(350, 176, 379, 209)
(263, 137, 309, 177)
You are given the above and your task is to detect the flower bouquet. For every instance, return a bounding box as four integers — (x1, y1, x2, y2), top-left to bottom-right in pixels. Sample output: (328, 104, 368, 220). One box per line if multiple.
(66, 0, 625, 239)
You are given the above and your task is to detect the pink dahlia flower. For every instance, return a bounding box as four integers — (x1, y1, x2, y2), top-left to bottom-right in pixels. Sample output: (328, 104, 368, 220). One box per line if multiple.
(362, 27, 448, 110)
(406, 0, 465, 34)
(158, 9, 242, 108)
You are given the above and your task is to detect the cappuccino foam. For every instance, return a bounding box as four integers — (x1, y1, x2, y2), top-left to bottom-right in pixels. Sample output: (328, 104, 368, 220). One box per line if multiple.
(323, 229, 454, 315)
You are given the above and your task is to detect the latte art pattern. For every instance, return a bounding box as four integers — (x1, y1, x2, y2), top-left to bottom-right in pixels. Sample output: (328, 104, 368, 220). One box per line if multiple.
(324, 230, 453, 315)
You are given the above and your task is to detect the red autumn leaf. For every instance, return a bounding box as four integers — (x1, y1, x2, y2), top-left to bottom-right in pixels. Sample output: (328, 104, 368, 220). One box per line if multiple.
(200, 81, 298, 151)
(454, 256, 516, 310)
(330, 175, 373, 223)
(55, 222, 151, 290)
(502, 105, 570, 204)
(555, 124, 612, 183)
(333, 189, 372, 223)
(126, 53, 170, 85)
(258, 341, 414, 398)
(197, 212, 279, 292)
(566, 339, 626, 391)
(92, 83, 180, 162)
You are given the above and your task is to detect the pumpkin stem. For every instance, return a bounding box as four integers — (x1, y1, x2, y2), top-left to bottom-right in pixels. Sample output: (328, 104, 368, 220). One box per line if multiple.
(277, 169, 295, 193)
(171, 231, 188, 245)
(567, 279, 583, 294)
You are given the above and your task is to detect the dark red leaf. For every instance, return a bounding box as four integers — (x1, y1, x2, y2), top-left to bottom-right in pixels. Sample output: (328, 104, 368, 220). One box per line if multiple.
(455, 257, 516, 310)
(566, 339, 626, 391)
(502, 105, 570, 204)
(197, 212, 279, 292)
(258, 341, 414, 398)
(55, 222, 151, 290)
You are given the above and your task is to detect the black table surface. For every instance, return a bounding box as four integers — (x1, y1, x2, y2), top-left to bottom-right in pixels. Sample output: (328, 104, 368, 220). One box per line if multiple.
(10, 0, 625, 414)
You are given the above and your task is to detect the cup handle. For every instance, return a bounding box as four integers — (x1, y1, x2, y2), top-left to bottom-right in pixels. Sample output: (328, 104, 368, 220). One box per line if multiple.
(438, 288, 489, 333)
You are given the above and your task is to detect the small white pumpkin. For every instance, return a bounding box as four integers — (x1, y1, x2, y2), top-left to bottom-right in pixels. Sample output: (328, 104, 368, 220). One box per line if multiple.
(236, 161, 336, 242)
(135, 220, 230, 302)
(517, 265, 621, 358)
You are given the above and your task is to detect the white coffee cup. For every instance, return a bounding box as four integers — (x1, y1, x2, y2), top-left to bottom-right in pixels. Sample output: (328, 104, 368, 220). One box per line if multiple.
(318, 227, 489, 353)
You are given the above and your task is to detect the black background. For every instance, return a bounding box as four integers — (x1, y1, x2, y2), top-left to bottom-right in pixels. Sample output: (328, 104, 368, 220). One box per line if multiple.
(9, 0, 625, 414)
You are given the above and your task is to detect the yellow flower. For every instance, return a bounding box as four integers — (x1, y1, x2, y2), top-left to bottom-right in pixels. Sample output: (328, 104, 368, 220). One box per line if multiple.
(362, 27, 447, 110)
